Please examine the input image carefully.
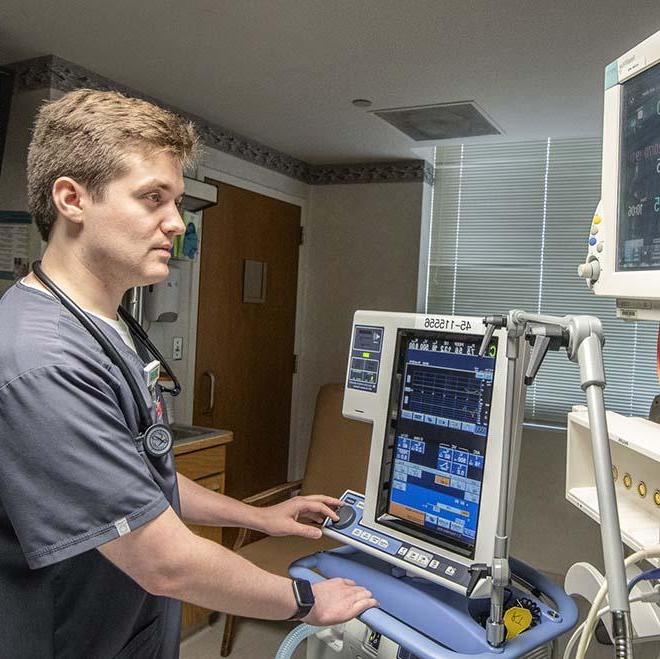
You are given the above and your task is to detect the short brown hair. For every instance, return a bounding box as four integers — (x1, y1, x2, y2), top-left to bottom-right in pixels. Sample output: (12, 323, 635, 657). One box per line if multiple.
(27, 89, 200, 240)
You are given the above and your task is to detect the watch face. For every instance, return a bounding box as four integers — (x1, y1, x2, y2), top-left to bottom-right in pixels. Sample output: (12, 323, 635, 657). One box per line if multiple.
(293, 579, 315, 606)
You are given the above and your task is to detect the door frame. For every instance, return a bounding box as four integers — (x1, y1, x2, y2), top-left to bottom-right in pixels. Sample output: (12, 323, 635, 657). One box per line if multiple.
(185, 165, 310, 481)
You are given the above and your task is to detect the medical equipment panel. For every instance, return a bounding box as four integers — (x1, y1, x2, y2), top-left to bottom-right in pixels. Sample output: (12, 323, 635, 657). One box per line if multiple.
(579, 29, 660, 317)
(347, 325, 384, 393)
(616, 63, 660, 273)
(326, 311, 526, 597)
(324, 490, 472, 592)
(566, 406, 660, 557)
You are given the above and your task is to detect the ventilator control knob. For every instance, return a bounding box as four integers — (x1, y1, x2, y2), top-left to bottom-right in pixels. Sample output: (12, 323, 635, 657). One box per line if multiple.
(331, 505, 356, 529)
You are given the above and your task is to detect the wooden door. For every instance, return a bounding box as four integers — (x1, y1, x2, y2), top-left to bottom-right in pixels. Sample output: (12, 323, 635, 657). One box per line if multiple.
(193, 182, 301, 502)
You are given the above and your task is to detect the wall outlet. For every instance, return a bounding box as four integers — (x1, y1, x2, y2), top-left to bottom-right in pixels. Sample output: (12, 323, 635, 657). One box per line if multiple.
(172, 336, 183, 360)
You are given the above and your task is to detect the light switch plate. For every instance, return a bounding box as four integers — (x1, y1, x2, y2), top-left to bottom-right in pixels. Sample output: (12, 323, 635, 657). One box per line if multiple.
(172, 336, 183, 360)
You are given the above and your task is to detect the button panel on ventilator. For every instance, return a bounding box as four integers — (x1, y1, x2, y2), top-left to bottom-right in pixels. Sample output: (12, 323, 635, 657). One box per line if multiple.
(324, 490, 471, 590)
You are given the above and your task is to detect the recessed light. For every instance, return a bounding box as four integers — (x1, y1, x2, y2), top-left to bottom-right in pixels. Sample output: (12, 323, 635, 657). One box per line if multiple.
(352, 99, 373, 108)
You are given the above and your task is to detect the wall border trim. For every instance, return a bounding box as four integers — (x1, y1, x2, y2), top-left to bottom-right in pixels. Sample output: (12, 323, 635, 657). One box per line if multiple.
(10, 55, 432, 186)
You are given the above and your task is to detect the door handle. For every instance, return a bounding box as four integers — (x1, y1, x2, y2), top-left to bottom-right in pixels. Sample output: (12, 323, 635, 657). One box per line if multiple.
(203, 370, 216, 414)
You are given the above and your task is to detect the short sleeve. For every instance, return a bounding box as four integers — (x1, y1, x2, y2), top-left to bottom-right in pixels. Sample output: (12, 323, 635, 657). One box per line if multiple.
(0, 363, 169, 568)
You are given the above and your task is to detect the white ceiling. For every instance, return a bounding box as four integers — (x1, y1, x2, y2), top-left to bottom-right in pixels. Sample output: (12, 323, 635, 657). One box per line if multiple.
(2, 1, 660, 164)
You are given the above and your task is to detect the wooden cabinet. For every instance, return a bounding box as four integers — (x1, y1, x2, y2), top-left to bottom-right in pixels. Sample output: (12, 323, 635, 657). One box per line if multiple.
(174, 431, 232, 636)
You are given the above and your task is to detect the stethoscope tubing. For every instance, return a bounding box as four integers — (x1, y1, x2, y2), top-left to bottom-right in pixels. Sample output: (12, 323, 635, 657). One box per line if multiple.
(31, 261, 180, 435)
(117, 307, 181, 396)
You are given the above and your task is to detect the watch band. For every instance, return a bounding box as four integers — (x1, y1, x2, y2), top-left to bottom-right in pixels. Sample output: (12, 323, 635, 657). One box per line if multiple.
(286, 578, 315, 620)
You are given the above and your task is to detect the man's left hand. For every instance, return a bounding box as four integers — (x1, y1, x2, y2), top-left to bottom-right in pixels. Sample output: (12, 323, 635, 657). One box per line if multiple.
(257, 495, 342, 539)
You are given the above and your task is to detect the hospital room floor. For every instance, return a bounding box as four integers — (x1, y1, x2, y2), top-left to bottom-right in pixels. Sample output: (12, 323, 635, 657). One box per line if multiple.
(180, 617, 305, 659)
(179, 601, 660, 658)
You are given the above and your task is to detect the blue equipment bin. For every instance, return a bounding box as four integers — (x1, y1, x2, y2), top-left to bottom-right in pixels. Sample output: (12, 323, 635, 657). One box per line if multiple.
(290, 546, 578, 659)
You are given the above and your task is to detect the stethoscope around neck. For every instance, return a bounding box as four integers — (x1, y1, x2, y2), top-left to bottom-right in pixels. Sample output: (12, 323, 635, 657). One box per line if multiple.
(32, 260, 181, 458)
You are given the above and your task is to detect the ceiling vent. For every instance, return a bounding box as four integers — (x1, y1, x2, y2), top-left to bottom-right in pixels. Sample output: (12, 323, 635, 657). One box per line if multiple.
(373, 101, 501, 141)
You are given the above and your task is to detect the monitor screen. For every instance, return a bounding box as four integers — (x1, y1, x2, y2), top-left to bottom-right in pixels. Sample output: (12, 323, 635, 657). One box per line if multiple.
(617, 61, 660, 271)
(381, 330, 497, 557)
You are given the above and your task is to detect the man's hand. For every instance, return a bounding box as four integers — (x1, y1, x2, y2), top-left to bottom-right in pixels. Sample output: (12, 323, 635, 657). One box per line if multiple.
(302, 578, 379, 626)
(257, 495, 342, 539)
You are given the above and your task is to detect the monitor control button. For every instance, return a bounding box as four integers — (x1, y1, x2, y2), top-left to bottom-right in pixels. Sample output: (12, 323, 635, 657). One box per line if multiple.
(430, 559, 440, 569)
(445, 566, 457, 577)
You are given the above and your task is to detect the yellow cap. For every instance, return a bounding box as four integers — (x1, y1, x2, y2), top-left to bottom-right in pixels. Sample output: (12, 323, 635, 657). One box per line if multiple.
(504, 607, 533, 640)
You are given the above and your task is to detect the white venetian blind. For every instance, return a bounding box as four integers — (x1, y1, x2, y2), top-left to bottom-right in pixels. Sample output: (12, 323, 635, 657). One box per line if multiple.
(427, 138, 658, 423)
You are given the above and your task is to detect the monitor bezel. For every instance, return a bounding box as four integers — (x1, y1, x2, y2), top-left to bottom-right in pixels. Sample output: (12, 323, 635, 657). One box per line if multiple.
(595, 30, 660, 298)
(343, 311, 524, 575)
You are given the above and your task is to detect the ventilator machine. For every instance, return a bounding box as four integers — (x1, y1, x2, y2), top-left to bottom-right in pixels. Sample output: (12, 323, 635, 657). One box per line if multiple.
(276, 29, 660, 659)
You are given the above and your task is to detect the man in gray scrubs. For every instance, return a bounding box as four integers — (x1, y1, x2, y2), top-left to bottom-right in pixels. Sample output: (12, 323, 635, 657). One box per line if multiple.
(0, 90, 377, 658)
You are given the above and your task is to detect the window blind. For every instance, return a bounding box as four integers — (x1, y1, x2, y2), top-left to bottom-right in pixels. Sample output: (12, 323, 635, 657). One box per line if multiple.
(427, 138, 658, 423)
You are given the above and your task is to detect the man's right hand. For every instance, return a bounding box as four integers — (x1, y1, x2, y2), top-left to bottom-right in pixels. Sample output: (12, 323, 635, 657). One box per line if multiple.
(302, 578, 379, 626)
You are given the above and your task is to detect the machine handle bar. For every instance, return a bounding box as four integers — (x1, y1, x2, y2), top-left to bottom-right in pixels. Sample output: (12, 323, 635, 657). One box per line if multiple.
(290, 550, 577, 659)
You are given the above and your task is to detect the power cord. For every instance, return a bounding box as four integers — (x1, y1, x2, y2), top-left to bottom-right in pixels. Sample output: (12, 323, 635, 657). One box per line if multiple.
(574, 545, 660, 659)
(563, 585, 660, 659)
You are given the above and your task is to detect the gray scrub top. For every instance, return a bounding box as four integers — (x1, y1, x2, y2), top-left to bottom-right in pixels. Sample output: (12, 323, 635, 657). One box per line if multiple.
(0, 282, 182, 658)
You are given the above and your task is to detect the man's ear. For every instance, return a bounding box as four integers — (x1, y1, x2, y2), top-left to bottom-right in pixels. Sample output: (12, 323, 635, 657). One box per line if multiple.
(51, 177, 88, 226)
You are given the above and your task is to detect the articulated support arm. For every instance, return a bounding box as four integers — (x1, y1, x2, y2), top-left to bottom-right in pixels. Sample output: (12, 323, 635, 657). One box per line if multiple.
(478, 311, 632, 656)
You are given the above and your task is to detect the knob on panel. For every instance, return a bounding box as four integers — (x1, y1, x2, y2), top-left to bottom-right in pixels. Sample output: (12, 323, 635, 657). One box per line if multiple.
(577, 260, 601, 281)
(331, 505, 357, 529)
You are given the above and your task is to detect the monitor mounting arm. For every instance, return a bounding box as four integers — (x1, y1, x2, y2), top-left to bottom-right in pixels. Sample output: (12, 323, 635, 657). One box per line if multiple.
(478, 311, 631, 655)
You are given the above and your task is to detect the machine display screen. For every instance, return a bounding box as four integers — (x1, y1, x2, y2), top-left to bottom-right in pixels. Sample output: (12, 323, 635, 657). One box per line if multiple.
(618, 61, 660, 271)
(383, 330, 497, 557)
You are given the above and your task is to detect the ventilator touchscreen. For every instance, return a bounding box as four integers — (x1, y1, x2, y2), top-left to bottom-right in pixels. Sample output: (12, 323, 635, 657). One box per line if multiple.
(383, 330, 496, 557)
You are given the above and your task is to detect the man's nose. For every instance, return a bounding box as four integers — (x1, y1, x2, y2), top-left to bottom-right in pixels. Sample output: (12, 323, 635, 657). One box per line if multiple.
(165, 204, 186, 236)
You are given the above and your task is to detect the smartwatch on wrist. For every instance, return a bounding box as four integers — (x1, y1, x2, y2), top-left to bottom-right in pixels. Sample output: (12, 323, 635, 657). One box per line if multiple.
(287, 578, 315, 620)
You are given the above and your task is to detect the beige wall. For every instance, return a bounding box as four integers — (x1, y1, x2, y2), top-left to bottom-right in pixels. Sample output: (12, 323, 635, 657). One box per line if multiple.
(290, 181, 425, 476)
(513, 426, 605, 578)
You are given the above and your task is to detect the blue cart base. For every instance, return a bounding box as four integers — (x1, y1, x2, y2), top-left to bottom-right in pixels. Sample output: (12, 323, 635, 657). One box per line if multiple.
(290, 546, 578, 659)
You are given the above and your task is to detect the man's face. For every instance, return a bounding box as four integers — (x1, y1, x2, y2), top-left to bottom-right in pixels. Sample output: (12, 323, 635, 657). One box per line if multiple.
(79, 150, 187, 288)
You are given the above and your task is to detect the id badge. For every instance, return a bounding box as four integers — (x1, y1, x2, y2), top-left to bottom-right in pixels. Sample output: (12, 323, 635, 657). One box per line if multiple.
(143, 360, 161, 393)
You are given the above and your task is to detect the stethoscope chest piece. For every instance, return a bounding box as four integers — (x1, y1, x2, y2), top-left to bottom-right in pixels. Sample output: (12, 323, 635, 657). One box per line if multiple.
(142, 423, 174, 457)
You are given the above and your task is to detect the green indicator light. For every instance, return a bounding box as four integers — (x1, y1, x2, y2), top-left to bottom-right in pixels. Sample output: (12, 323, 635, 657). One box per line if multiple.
(362, 352, 370, 358)
(489, 345, 497, 357)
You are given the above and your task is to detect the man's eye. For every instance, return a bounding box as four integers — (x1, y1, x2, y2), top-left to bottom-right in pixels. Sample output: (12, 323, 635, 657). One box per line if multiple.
(145, 192, 161, 204)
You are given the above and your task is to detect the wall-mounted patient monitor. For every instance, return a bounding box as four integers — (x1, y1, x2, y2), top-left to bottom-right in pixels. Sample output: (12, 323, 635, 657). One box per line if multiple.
(324, 311, 526, 598)
(579, 29, 660, 319)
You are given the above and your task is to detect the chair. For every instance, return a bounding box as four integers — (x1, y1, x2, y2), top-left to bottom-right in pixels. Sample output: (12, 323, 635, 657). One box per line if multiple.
(220, 383, 372, 656)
